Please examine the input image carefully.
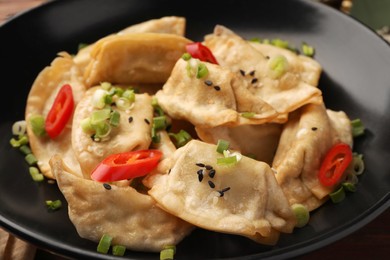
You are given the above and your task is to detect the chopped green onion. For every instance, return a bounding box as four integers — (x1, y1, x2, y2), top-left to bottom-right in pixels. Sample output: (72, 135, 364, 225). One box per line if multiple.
(216, 139, 230, 154)
(112, 245, 126, 256)
(301, 42, 315, 57)
(268, 55, 289, 79)
(291, 203, 310, 228)
(271, 38, 289, 49)
(78, 43, 89, 51)
(95, 122, 111, 138)
(348, 153, 365, 176)
(169, 130, 192, 148)
(109, 110, 120, 127)
(160, 245, 176, 260)
(122, 89, 135, 103)
(249, 37, 261, 43)
(217, 155, 237, 166)
(351, 118, 365, 137)
(12, 120, 27, 136)
(153, 116, 167, 131)
(181, 52, 191, 61)
(90, 109, 111, 125)
(80, 117, 94, 133)
(92, 89, 109, 109)
(196, 63, 209, 79)
(29, 114, 46, 137)
(151, 127, 161, 143)
(342, 182, 357, 192)
(19, 145, 32, 155)
(10, 135, 29, 148)
(45, 199, 62, 211)
(29, 167, 44, 182)
(97, 234, 112, 254)
(25, 153, 38, 165)
(329, 186, 346, 203)
(241, 112, 255, 118)
(116, 97, 132, 110)
(100, 82, 112, 90)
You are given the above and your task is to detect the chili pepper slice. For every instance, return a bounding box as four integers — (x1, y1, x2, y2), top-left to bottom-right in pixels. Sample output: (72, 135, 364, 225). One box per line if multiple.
(45, 84, 74, 139)
(318, 143, 352, 187)
(91, 150, 163, 182)
(186, 42, 219, 64)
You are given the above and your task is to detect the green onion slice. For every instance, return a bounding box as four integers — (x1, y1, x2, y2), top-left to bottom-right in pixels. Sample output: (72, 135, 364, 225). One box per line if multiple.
(45, 199, 62, 211)
(216, 139, 230, 154)
(29, 167, 44, 182)
(169, 130, 192, 148)
(217, 155, 237, 166)
(160, 245, 176, 260)
(351, 118, 365, 137)
(112, 245, 126, 256)
(12, 120, 27, 136)
(97, 234, 112, 254)
(29, 114, 46, 137)
(196, 63, 209, 79)
(329, 186, 346, 203)
(268, 55, 289, 79)
(301, 42, 315, 57)
(291, 203, 310, 228)
(241, 112, 255, 119)
(25, 153, 38, 165)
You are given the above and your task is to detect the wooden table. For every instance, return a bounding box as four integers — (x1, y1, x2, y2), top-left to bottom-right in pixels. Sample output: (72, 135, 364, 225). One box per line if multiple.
(0, 1, 389, 259)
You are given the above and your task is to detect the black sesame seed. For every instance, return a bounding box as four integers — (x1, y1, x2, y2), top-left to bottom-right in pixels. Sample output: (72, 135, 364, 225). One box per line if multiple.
(239, 69, 246, 76)
(251, 78, 258, 84)
(103, 183, 112, 190)
(198, 172, 204, 182)
(311, 127, 318, 131)
(249, 70, 255, 76)
(128, 116, 133, 123)
(208, 180, 215, 188)
(196, 163, 205, 167)
(214, 86, 221, 91)
(208, 169, 216, 178)
(221, 187, 231, 193)
(197, 169, 204, 175)
(168, 168, 171, 174)
(144, 118, 150, 124)
(204, 80, 213, 86)
(205, 165, 213, 170)
(218, 191, 225, 197)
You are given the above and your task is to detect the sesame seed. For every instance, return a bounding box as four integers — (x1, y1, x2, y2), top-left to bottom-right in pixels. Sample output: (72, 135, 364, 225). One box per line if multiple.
(251, 78, 258, 84)
(214, 86, 221, 91)
(196, 163, 205, 167)
(128, 116, 133, 123)
(218, 191, 225, 197)
(198, 172, 204, 182)
(103, 183, 112, 190)
(204, 80, 213, 86)
(311, 127, 318, 131)
(221, 187, 231, 193)
(144, 118, 150, 125)
(249, 70, 255, 76)
(208, 180, 215, 188)
(239, 69, 246, 76)
(205, 165, 213, 170)
(208, 169, 216, 178)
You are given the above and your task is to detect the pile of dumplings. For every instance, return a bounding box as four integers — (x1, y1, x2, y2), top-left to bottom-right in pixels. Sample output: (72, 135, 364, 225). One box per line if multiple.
(24, 16, 353, 252)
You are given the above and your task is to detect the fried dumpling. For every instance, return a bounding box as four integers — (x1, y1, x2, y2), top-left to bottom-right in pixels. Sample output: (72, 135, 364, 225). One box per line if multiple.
(25, 52, 86, 179)
(144, 140, 296, 244)
(272, 104, 353, 211)
(50, 155, 193, 252)
(204, 25, 323, 118)
(84, 33, 192, 87)
(155, 58, 279, 128)
(196, 123, 282, 165)
(72, 87, 153, 178)
(74, 16, 186, 74)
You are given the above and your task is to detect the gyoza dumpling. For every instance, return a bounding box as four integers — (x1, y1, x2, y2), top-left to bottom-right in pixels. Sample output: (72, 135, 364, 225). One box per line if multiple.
(74, 16, 186, 74)
(204, 25, 323, 118)
(72, 86, 153, 178)
(25, 52, 86, 179)
(196, 123, 282, 165)
(84, 33, 192, 87)
(272, 104, 353, 211)
(50, 155, 193, 252)
(144, 140, 296, 244)
(155, 58, 279, 128)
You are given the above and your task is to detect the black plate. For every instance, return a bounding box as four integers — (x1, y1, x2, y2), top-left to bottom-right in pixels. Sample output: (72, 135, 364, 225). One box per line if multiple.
(1, 0, 389, 259)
